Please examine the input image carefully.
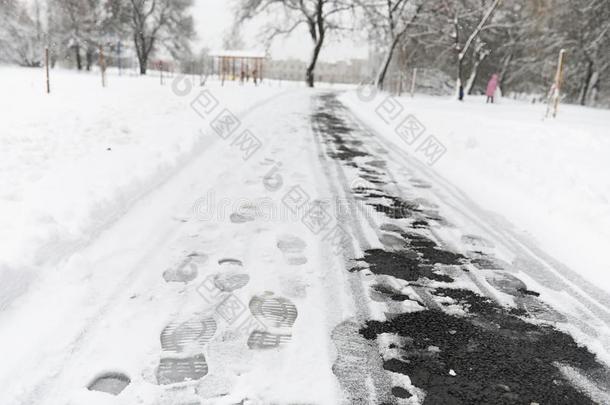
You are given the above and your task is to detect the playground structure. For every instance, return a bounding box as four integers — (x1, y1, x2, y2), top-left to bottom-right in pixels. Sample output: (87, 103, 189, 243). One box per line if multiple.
(209, 50, 266, 84)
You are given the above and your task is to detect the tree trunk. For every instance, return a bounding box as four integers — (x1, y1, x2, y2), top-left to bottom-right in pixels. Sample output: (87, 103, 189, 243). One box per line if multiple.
(306, 35, 324, 87)
(578, 60, 594, 106)
(86, 48, 93, 71)
(75, 44, 82, 70)
(587, 71, 599, 106)
(498, 52, 513, 91)
(136, 42, 148, 74)
(465, 52, 488, 95)
(456, 57, 464, 100)
(454, 0, 501, 100)
(139, 56, 148, 75)
(133, 30, 149, 75)
(376, 36, 400, 90)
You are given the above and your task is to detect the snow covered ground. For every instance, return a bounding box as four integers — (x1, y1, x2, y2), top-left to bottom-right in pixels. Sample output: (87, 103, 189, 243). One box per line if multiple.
(342, 90, 610, 294)
(0, 68, 336, 404)
(2, 67, 610, 404)
(0, 66, 286, 308)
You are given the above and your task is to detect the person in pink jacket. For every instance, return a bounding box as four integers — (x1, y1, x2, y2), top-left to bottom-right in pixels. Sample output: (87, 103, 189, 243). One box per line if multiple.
(486, 73, 499, 103)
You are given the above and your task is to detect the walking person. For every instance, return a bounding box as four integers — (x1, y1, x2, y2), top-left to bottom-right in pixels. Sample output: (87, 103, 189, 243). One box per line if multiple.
(486, 73, 499, 103)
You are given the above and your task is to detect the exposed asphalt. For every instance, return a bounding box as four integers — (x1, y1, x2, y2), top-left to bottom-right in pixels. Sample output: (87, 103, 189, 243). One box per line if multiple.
(311, 92, 609, 405)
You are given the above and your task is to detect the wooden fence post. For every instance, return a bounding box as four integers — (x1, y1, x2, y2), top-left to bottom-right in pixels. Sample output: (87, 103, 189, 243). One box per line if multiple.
(546, 49, 566, 118)
(45, 47, 51, 94)
(552, 49, 566, 117)
(410, 68, 417, 98)
(117, 40, 122, 76)
(99, 44, 106, 88)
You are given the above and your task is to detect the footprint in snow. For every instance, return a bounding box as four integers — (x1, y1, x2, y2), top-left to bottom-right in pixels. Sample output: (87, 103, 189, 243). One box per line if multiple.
(411, 178, 432, 189)
(485, 271, 528, 296)
(213, 258, 250, 291)
(87, 372, 131, 395)
(229, 203, 260, 223)
(379, 223, 405, 234)
(229, 212, 254, 223)
(247, 292, 298, 350)
(156, 316, 217, 385)
(163, 252, 208, 284)
(276, 234, 308, 265)
(379, 233, 409, 252)
(375, 147, 389, 154)
(214, 273, 250, 292)
(486, 272, 566, 322)
(247, 331, 292, 350)
(331, 320, 394, 403)
(515, 295, 567, 323)
(160, 317, 217, 353)
(218, 258, 243, 267)
(461, 234, 495, 251)
(260, 157, 276, 166)
(368, 160, 387, 168)
(157, 356, 208, 386)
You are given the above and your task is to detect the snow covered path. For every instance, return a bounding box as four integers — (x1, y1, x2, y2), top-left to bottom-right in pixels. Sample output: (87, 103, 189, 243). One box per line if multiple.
(1, 88, 610, 404)
(311, 93, 610, 404)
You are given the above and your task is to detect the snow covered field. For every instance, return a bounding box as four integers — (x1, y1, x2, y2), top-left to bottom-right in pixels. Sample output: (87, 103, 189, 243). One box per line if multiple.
(342, 91, 610, 294)
(0, 66, 286, 308)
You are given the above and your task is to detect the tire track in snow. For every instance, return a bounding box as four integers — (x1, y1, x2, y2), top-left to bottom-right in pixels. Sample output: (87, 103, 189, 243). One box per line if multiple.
(317, 92, 610, 403)
(310, 93, 400, 405)
(344, 101, 610, 330)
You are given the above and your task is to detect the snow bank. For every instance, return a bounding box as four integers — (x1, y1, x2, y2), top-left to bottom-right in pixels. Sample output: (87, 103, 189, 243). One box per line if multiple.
(0, 66, 285, 305)
(341, 90, 610, 293)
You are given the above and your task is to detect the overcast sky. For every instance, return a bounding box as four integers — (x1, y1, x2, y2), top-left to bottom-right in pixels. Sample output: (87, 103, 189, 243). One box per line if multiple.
(192, 0, 369, 62)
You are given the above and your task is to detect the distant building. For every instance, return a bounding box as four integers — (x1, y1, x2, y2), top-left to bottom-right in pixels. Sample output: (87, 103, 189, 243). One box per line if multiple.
(266, 59, 307, 81)
(266, 58, 370, 84)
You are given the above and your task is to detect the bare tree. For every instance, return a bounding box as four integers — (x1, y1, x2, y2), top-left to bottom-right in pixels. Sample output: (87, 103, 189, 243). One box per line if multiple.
(83, 0, 105, 71)
(0, 0, 45, 67)
(48, 0, 111, 70)
(445, 0, 502, 100)
(127, 0, 194, 74)
(492, 1, 536, 92)
(240, 0, 354, 87)
(358, 0, 424, 89)
(463, 37, 489, 94)
(561, 0, 610, 105)
(51, 0, 88, 69)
